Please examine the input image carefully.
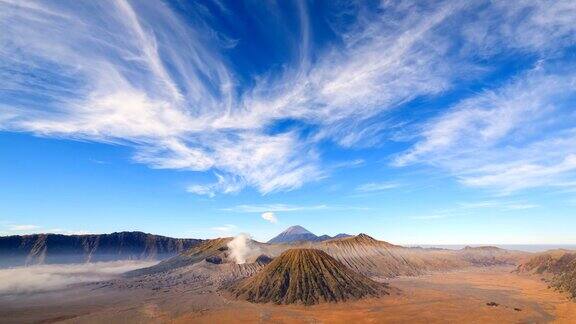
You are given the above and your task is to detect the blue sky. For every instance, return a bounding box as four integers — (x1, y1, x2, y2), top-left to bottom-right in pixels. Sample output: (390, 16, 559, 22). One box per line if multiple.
(1, 0, 576, 244)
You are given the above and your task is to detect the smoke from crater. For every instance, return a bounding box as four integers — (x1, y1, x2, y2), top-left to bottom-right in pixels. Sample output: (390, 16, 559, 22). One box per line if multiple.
(227, 233, 260, 264)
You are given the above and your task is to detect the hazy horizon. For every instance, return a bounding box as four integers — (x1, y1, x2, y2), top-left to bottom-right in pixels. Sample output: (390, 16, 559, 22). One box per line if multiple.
(2, 228, 576, 249)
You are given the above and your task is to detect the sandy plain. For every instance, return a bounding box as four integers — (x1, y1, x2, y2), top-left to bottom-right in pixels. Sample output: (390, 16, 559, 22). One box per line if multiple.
(1, 266, 574, 323)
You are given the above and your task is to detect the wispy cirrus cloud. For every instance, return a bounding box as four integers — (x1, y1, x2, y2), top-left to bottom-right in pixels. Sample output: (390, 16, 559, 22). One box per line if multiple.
(0, 0, 458, 195)
(2, 224, 90, 235)
(221, 204, 370, 215)
(411, 214, 448, 220)
(355, 182, 400, 193)
(2, 0, 576, 196)
(187, 174, 243, 198)
(457, 201, 539, 211)
(411, 199, 539, 220)
(221, 204, 328, 213)
(210, 224, 237, 234)
(7, 224, 39, 231)
(47, 229, 92, 235)
(395, 67, 576, 194)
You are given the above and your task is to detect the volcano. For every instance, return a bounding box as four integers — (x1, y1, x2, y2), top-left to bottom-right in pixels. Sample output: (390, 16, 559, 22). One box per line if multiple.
(267, 225, 319, 244)
(231, 248, 386, 305)
(266, 225, 351, 244)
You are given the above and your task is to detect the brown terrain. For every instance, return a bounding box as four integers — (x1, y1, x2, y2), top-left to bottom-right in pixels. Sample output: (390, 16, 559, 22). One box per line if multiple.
(0, 234, 575, 323)
(517, 250, 576, 299)
(231, 249, 387, 305)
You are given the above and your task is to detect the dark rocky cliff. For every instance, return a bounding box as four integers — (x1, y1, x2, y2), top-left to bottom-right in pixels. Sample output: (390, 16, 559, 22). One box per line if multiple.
(0, 231, 201, 268)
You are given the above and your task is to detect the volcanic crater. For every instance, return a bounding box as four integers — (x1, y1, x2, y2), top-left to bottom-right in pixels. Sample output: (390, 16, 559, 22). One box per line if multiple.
(230, 248, 388, 305)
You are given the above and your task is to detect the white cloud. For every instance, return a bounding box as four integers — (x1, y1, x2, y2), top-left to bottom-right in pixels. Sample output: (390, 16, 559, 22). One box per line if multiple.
(460, 155, 576, 193)
(261, 212, 278, 224)
(457, 200, 539, 211)
(396, 68, 576, 194)
(356, 182, 400, 193)
(47, 229, 92, 235)
(186, 173, 244, 198)
(186, 185, 216, 198)
(411, 199, 539, 221)
(8, 224, 39, 231)
(0, 0, 323, 195)
(411, 214, 448, 220)
(502, 204, 539, 211)
(0, 0, 455, 195)
(2, 0, 576, 195)
(460, 1, 576, 55)
(210, 224, 237, 233)
(3, 224, 90, 235)
(222, 204, 328, 213)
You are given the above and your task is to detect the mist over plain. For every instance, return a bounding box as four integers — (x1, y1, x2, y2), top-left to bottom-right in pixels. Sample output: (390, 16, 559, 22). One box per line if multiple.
(0, 261, 157, 295)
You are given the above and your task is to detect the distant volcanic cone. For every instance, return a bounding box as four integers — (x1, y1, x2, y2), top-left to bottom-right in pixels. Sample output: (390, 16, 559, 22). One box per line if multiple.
(230, 248, 387, 305)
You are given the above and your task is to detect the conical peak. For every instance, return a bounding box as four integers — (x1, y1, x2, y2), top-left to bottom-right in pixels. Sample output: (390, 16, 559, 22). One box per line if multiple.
(230, 248, 385, 305)
(283, 225, 312, 235)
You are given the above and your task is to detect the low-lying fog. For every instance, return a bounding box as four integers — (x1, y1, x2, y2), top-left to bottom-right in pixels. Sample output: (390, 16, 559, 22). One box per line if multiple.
(0, 260, 157, 295)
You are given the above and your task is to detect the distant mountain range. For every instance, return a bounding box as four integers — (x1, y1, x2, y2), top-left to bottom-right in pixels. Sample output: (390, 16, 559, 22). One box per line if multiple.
(0, 226, 350, 268)
(123, 231, 528, 302)
(0, 231, 201, 268)
(267, 225, 351, 244)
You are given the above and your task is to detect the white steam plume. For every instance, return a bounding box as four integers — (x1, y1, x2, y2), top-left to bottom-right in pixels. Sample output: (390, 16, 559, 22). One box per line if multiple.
(227, 233, 259, 264)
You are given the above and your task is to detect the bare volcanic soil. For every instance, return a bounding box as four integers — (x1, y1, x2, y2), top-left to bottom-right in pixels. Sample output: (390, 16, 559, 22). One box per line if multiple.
(518, 250, 576, 299)
(230, 248, 387, 305)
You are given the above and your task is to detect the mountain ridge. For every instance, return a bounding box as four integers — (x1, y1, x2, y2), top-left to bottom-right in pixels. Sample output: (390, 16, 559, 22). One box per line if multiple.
(517, 250, 576, 299)
(0, 231, 202, 268)
(267, 225, 351, 244)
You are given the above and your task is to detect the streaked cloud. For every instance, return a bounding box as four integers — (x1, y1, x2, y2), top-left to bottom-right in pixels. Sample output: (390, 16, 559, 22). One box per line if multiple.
(187, 174, 243, 198)
(210, 224, 237, 233)
(411, 199, 539, 221)
(222, 204, 328, 213)
(396, 67, 576, 194)
(0, 0, 461, 195)
(410, 200, 540, 221)
(356, 182, 400, 193)
(411, 214, 448, 220)
(47, 229, 92, 236)
(3, 224, 89, 235)
(457, 201, 539, 211)
(7, 224, 39, 231)
(1, 0, 576, 197)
